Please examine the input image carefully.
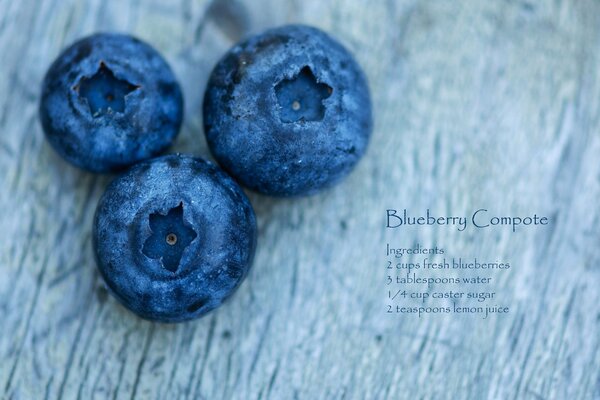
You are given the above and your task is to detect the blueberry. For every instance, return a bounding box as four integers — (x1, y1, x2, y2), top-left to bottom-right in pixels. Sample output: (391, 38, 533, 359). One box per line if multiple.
(93, 154, 256, 322)
(203, 25, 372, 196)
(40, 33, 184, 172)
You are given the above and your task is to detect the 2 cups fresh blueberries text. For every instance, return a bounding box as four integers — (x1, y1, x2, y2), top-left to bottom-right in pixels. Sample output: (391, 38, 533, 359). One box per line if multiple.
(40, 25, 373, 322)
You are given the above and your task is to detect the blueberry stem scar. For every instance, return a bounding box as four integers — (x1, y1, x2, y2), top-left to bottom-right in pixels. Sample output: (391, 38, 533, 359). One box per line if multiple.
(142, 203, 197, 272)
(166, 233, 178, 245)
(76, 61, 140, 117)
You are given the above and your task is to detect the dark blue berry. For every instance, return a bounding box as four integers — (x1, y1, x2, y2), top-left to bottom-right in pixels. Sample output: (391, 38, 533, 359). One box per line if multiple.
(40, 33, 184, 172)
(93, 155, 257, 322)
(203, 25, 372, 196)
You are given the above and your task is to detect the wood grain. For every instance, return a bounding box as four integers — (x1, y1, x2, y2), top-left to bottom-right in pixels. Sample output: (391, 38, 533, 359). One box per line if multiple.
(1, 0, 599, 399)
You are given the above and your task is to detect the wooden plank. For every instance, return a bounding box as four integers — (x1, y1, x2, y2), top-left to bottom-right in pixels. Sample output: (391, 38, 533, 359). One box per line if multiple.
(0, 0, 599, 398)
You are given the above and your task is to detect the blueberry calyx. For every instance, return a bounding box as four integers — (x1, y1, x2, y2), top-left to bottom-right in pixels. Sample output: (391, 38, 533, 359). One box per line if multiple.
(75, 61, 140, 117)
(141, 202, 198, 273)
(275, 66, 332, 123)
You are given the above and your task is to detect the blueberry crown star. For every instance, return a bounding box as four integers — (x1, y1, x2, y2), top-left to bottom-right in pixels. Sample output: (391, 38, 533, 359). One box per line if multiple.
(275, 66, 332, 123)
(76, 62, 140, 117)
(142, 203, 197, 273)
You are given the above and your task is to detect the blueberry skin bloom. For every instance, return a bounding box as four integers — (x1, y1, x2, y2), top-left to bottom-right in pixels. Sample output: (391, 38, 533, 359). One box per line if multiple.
(40, 33, 183, 172)
(93, 155, 257, 322)
(203, 25, 373, 196)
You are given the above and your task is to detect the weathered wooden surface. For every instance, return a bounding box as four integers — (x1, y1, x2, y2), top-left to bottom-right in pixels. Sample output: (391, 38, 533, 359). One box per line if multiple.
(1, 0, 599, 399)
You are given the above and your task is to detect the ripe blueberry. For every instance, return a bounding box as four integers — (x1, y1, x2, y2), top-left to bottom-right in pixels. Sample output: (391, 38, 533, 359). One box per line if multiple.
(93, 155, 256, 322)
(40, 33, 183, 172)
(203, 25, 372, 196)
